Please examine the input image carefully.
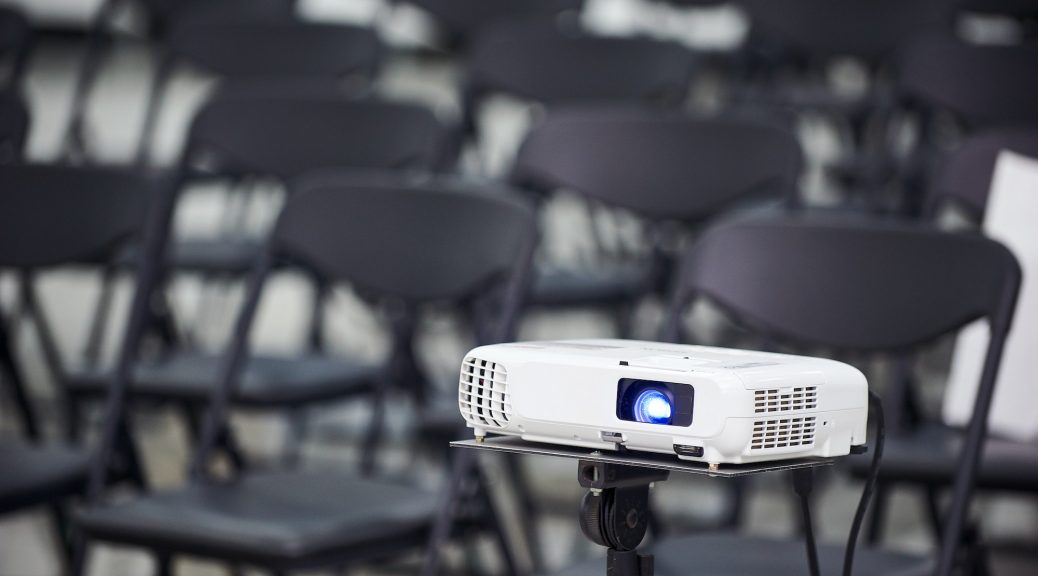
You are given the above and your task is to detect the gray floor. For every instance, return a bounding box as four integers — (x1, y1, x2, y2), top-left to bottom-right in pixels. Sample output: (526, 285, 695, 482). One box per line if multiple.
(2, 1, 1038, 575)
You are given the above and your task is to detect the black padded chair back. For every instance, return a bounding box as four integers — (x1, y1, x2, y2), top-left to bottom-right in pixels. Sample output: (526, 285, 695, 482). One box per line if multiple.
(742, 0, 950, 62)
(466, 25, 691, 108)
(165, 20, 380, 81)
(0, 165, 150, 268)
(511, 108, 803, 220)
(899, 36, 1038, 129)
(410, 0, 583, 43)
(667, 216, 1020, 351)
(273, 175, 537, 303)
(664, 215, 1020, 576)
(184, 93, 451, 179)
(0, 90, 28, 163)
(927, 128, 1038, 220)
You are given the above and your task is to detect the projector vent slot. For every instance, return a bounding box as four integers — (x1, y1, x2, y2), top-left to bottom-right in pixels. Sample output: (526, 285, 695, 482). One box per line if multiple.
(754, 386, 817, 413)
(459, 356, 511, 428)
(750, 416, 816, 450)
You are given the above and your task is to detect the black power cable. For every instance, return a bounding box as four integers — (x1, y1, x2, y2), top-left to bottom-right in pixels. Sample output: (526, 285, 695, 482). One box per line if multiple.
(844, 390, 886, 576)
(794, 468, 821, 576)
(795, 390, 885, 576)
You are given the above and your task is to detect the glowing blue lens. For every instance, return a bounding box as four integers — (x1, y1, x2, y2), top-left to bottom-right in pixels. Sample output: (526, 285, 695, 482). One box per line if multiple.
(633, 389, 673, 424)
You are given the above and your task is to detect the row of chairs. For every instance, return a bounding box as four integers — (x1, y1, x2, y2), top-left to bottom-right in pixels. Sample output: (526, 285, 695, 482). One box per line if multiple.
(0, 155, 1025, 576)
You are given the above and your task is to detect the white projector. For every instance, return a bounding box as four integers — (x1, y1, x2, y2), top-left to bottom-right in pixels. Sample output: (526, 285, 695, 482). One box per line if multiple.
(457, 340, 869, 466)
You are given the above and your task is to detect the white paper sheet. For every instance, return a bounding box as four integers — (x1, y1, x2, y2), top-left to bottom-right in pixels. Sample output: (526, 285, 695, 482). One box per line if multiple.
(943, 150, 1038, 441)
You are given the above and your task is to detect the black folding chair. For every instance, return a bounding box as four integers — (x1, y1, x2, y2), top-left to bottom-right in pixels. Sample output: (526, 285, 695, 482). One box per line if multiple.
(735, 0, 952, 194)
(461, 30, 693, 329)
(64, 93, 452, 467)
(510, 107, 802, 336)
(0, 164, 157, 565)
(553, 215, 1021, 576)
(73, 175, 538, 576)
(888, 36, 1038, 214)
(850, 129, 1038, 549)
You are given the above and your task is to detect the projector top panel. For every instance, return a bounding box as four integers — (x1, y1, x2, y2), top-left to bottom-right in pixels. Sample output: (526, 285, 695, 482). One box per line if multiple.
(476, 339, 835, 371)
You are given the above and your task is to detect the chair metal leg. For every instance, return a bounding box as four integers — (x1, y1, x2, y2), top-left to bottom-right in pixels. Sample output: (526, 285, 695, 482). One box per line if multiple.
(0, 319, 39, 439)
(49, 504, 73, 572)
(719, 476, 747, 529)
(82, 265, 117, 368)
(69, 537, 89, 576)
(925, 485, 944, 545)
(502, 454, 543, 573)
(475, 460, 521, 576)
(307, 277, 329, 353)
(155, 552, 173, 576)
(360, 389, 386, 476)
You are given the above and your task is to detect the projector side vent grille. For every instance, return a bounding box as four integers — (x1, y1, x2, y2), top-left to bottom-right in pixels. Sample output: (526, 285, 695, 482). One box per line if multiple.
(754, 386, 817, 413)
(750, 417, 816, 450)
(459, 356, 511, 428)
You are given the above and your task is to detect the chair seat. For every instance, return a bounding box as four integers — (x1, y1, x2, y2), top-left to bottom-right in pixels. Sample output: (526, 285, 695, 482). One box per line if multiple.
(554, 533, 931, 576)
(529, 263, 653, 308)
(77, 470, 437, 568)
(847, 422, 1038, 492)
(0, 443, 90, 514)
(68, 353, 379, 407)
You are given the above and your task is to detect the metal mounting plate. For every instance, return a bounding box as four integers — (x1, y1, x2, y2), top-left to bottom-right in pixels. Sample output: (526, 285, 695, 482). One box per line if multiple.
(451, 436, 838, 477)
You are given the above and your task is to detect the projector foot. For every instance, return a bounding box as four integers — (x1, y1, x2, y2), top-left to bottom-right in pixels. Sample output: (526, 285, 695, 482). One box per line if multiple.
(577, 460, 669, 576)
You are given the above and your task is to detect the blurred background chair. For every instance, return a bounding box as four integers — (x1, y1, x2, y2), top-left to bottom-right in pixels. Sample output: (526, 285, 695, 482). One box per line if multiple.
(846, 129, 1038, 552)
(553, 214, 1020, 576)
(73, 175, 538, 576)
(0, 163, 160, 568)
(509, 107, 801, 339)
(63, 92, 453, 472)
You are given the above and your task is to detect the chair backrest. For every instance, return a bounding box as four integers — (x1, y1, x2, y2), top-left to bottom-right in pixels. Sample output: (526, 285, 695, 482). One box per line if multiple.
(410, 0, 583, 43)
(741, 0, 950, 63)
(0, 89, 28, 163)
(664, 215, 1020, 576)
(272, 175, 537, 304)
(184, 176, 538, 477)
(184, 93, 452, 179)
(0, 165, 150, 268)
(165, 20, 380, 82)
(927, 128, 1038, 220)
(899, 36, 1038, 130)
(466, 25, 691, 109)
(511, 108, 803, 220)
(667, 215, 1020, 351)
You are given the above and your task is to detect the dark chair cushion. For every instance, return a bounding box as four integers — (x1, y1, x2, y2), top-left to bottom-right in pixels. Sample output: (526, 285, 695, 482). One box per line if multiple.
(0, 443, 90, 514)
(529, 262, 653, 308)
(68, 353, 380, 407)
(77, 470, 437, 568)
(553, 533, 930, 576)
(847, 422, 1038, 492)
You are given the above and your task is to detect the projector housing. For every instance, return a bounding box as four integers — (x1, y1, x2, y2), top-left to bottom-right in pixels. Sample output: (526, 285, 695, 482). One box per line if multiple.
(458, 340, 868, 466)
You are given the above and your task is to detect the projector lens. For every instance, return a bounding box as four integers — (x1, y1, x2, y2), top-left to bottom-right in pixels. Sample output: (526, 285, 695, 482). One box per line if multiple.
(616, 379, 693, 426)
(633, 389, 673, 424)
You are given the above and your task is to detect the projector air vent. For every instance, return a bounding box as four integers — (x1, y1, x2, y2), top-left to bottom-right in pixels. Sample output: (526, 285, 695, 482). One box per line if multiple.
(754, 386, 817, 413)
(750, 416, 816, 451)
(459, 356, 511, 428)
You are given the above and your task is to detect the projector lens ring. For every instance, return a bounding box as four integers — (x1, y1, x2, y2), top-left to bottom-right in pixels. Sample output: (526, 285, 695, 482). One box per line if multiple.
(633, 388, 673, 424)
